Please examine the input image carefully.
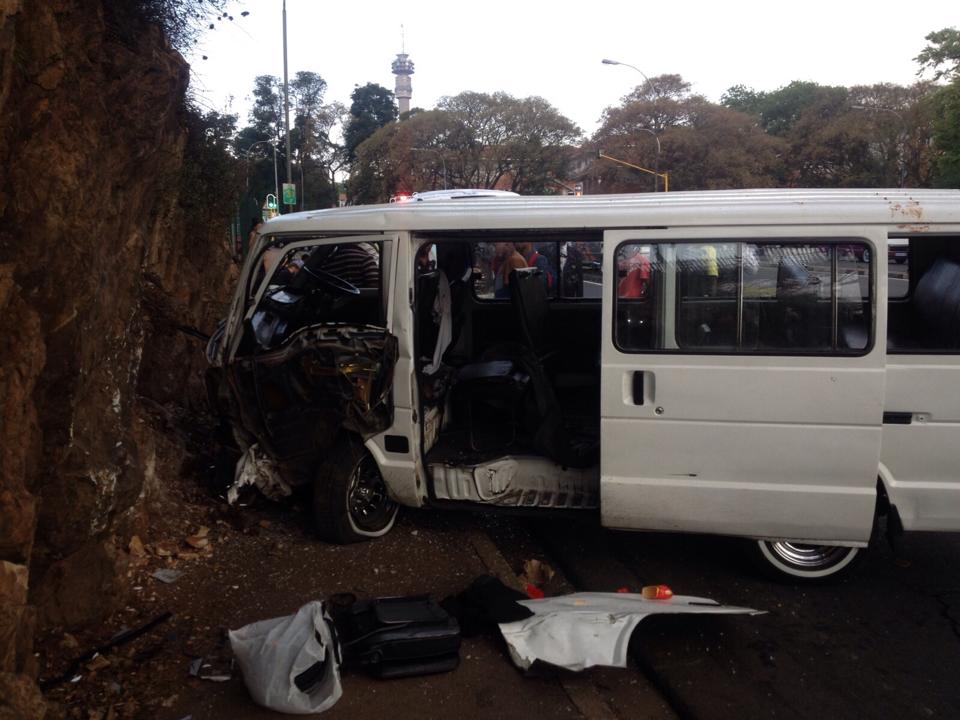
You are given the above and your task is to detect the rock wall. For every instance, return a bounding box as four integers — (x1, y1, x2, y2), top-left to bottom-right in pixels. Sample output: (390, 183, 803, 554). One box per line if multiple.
(0, 2, 238, 714)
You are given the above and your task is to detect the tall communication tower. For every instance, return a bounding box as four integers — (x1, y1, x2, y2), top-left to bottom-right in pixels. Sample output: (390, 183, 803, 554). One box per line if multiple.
(392, 26, 414, 115)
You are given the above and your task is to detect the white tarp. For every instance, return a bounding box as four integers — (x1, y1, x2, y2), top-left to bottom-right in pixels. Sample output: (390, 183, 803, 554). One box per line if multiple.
(229, 601, 342, 714)
(498, 592, 763, 672)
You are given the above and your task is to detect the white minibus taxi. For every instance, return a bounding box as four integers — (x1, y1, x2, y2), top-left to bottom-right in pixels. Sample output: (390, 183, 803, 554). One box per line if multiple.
(208, 189, 960, 582)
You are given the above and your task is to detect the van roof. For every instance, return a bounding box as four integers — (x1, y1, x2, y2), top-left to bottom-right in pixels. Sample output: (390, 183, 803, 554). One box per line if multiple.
(262, 189, 960, 235)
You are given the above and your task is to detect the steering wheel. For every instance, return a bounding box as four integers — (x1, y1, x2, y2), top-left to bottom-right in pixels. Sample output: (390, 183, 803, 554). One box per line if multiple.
(300, 264, 361, 296)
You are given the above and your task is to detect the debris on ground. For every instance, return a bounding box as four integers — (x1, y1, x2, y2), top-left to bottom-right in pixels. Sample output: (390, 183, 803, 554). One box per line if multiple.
(39, 612, 173, 691)
(229, 600, 342, 714)
(188, 655, 233, 682)
(332, 595, 461, 678)
(227, 444, 292, 504)
(498, 592, 764, 672)
(151, 568, 183, 584)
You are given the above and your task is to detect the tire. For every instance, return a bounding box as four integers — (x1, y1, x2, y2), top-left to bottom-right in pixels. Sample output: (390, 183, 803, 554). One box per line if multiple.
(313, 435, 398, 544)
(751, 540, 861, 583)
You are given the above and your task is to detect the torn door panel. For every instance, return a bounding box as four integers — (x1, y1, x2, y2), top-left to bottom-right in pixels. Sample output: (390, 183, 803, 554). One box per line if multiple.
(498, 592, 764, 672)
(227, 324, 398, 479)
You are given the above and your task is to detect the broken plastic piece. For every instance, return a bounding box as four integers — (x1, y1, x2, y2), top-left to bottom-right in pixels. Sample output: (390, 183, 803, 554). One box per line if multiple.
(498, 592, 763, 672)
(188, 656, 233, 682)
(524, 584, 545, 600)
(151, 569, 183, 584)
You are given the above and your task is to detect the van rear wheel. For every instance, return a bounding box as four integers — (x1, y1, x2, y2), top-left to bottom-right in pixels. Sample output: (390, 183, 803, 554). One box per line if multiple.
(314, 436, 398, 544)
(752, 540, 861, 583)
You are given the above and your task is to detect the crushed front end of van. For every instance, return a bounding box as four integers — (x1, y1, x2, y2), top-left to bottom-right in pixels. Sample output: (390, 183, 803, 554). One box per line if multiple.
(207, 235, 401, 542)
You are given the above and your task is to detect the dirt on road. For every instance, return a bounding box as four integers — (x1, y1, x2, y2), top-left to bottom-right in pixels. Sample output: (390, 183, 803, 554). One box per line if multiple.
(35, 475, 671, 720)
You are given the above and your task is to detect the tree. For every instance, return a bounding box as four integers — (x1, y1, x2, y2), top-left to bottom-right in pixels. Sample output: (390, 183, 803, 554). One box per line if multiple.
(344, 83, 398, 160)
(592, 74, 784, 192)
(235, 72, 342, 211)
(917, 28, 960, 187)
(721, 81, 848, 137)
(348, 91, 581, 203)
(720, 79, 939, 187)
(916, 28, 960, 81)
(435, 91, 581, 193)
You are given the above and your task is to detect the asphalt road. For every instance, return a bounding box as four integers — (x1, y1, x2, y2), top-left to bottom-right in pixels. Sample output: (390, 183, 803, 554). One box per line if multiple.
(494, 516, 960, 720)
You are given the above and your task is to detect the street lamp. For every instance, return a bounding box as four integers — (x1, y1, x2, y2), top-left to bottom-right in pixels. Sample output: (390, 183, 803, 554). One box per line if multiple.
(411, 147, 448, 190)
(851, 104, 907, 188)
(601, 58, 652, 87)
(244, 140, 280, 215)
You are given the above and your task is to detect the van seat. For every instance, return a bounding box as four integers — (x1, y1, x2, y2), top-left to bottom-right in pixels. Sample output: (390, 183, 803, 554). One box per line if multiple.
(912, 258, 960, 349)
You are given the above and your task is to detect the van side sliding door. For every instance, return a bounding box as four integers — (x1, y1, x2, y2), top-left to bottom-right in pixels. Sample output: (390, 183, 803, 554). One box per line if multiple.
(600, 226, 886, 544)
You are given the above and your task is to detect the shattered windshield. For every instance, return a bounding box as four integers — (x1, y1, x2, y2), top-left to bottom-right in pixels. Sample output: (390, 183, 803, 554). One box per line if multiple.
(245, 240, 386, 352)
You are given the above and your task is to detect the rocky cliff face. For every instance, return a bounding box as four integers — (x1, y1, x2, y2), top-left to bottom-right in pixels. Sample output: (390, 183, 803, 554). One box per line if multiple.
(0, 2, 237, 714)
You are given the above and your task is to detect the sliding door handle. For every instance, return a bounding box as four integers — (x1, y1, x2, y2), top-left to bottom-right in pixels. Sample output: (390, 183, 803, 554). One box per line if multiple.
(632, 371, 645, 405)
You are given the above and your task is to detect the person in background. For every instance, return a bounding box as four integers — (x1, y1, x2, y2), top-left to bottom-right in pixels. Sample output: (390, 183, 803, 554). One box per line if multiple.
(318, 243, 380, 288)
(515, 241, 554, 292)
(416, 243, 436, 273)
(700, 244, 719, 296)
(494, 241, 527, 299)
(618, 245, 651, 298)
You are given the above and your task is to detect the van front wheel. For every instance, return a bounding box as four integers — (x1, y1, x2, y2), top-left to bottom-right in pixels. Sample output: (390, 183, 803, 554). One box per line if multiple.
(314, 436, 398, 544)
(752, 540, 860, 583)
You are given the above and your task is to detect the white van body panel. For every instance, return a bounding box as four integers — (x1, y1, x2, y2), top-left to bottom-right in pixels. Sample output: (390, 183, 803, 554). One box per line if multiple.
(881, 357, 960, 530)
(600, 225, 887, 543)
(368, 231, 426, 508)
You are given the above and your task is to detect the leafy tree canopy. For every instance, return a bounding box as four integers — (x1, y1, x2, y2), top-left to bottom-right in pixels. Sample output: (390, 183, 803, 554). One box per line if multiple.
(348, 91, 581, 203)
(344, 83, 398, 160)
(916, 27, 960, 81)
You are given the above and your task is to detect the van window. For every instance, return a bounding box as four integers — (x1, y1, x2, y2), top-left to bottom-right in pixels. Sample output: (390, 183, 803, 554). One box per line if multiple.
(615, 240, 872, 354)
(888, 239, 910, 299)
(470, 239, 601, 300)
(887, 236, 960, 353)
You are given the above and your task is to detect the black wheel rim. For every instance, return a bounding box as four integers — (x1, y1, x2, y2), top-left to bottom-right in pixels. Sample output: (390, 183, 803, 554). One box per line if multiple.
(347, 454, 396, 532)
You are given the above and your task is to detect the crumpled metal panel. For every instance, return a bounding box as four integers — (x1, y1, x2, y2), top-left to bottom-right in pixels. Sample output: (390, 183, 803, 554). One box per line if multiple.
(227, 324, 397, 468)
(429, 455, 599, 509)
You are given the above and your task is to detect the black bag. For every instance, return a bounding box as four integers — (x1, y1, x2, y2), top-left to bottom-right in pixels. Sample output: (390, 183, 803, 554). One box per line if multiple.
(331, 594, 461, 679)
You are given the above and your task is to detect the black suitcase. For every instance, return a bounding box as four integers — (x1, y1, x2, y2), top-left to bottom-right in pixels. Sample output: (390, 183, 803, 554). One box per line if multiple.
(331, 594, 461, 679)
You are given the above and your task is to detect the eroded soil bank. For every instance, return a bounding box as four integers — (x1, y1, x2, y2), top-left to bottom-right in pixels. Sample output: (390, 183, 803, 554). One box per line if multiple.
(0, 3, 238, 716)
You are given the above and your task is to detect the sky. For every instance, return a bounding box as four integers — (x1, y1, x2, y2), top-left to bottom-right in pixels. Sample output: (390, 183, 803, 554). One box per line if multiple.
(186, 0, 957, 135)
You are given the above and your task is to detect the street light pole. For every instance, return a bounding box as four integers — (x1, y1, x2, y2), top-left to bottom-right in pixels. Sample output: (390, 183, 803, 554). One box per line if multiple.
(851, 104, 907, 188)
(602, 59, 664, 191)
(244, 140, 280, 214)
(282, 0, 293, 202)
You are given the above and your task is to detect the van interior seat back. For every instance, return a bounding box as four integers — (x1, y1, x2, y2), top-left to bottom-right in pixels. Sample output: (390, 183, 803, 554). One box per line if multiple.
(416, 270, 442, 367)
(510, 268, 554, 360)
(913, 257, 960, 349)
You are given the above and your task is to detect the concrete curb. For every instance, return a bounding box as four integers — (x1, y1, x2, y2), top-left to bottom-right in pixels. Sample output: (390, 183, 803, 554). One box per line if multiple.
(463, 522, 619, 720)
